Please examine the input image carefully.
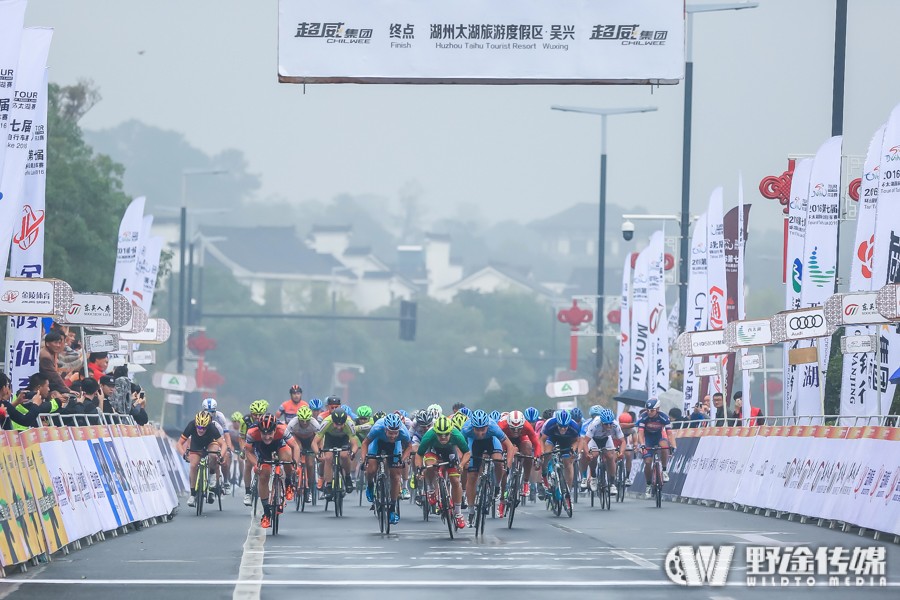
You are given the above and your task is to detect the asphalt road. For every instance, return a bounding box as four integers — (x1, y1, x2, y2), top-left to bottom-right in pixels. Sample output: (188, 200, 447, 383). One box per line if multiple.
(0, 486, 897, 600)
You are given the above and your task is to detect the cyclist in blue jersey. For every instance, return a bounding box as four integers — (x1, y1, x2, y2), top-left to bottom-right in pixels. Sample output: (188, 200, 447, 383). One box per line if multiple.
(636, 399, 677, 499)
(361, 413, 412, 525)
(462, 409, 516, 525)
(539, 410, 581, 494)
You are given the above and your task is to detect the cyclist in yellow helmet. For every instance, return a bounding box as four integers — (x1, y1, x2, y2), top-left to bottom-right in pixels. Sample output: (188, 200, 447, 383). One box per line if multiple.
(176, 411, 222, 508)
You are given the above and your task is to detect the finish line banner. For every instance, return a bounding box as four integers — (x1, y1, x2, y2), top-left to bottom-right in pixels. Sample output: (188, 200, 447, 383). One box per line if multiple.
(278, 0, 684, 84)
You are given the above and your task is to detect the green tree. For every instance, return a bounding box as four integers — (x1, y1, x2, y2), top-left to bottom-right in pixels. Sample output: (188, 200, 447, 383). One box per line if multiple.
(44, 82, 131, 292)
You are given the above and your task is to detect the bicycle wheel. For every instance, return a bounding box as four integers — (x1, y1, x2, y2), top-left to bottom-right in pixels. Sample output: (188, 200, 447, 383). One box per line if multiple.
(601, 467, 611, 511)
(506, 467, 520, 529)
(376, 475, 388, 533)
(589, 463, 596, 508)
(272, 476, 283, 535)
(616, 460, 626, 503)
(557, 465, 572, 518)
(654, 461, 663, 508)
(195, 466, 206, 517)
(420, 476, 430, 522)
(438, 477, 454, 539)
(479, 476, 491, 537)
(251, 472, 259, 517)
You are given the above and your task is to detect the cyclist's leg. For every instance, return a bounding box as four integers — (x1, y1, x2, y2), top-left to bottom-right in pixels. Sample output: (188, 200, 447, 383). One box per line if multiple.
(520, 439, 534, 483)
(258, 463, 272, 516)
(465, 452, 481, 518)
(187, 451, 201, 495)
(339, 448, 353, 490)
(322, 450, 334, 492)
(490, 438, 504, 495)
(604, 438, 617, 482)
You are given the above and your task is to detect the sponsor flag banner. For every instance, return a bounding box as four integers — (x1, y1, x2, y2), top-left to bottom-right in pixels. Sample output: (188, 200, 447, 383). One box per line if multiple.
(794, 136, 842, 418)
(0, 431, 45, 558)
(737, 176, 751, 423)
(0, 28, 52, 299)
(134, 236, 163, 314)
(783, 158, 813, 417)
(618, 253, 631, 396)
(112, 197, 145, 297)
(723, 203, 751, 402)
(277, 0, 684, 85)
(840, 125, 884, 423)
(683, 212, 708, 414)
(0, 0, 27, 179)
(0, 430, 31, 566)
(6, 69, 47, 393)
(630, 245, 650, 393)
(647, 231, 668, 398)
(873, 103, 900, 415)
(705, 188, 727, 414)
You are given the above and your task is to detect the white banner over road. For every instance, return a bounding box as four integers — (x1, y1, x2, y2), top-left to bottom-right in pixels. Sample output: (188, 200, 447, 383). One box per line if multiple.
(278, 0, 684, 84)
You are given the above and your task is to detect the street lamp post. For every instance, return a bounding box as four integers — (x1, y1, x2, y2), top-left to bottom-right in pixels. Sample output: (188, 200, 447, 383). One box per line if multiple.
(680, 2, 759, 331)
(551, 105, 657, 381)
(178, 168, 227, 380)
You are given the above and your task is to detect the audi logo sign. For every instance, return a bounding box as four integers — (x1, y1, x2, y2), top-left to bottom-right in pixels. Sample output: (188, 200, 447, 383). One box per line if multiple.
(783, 308, 828, 340)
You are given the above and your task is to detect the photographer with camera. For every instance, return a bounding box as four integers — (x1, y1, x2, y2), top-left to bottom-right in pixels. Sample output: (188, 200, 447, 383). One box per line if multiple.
(4, 373, 60, 430)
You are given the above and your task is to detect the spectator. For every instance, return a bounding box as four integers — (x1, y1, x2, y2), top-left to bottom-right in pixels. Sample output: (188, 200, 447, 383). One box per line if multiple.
(668, 407, 686, 429)
(0, 372, 12, 429)
(99, 374, 116, 411)
(129, 383, 149, 425)
(730, 392, 763, 426)
(689, 402, 708, 428)
(7, 373, 59, 429)
(452, 402, 466, 413)
(79, 378, 103, 417)
(87, 352, 109, 381)
(711, 392, 728, 426)
(39, 330, 72, 396)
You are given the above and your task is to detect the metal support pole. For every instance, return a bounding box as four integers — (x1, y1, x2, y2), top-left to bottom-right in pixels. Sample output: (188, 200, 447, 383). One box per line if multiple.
(679, 59, 693, 332)
(177, 205, 186, 376)
(831, 0, 847, 137)
(596, 148, 607, 378)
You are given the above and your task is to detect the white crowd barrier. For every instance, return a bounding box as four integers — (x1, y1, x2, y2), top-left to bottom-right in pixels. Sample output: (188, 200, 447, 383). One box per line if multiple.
(628, 424, 900, 537)
(0, 421, 188, 571)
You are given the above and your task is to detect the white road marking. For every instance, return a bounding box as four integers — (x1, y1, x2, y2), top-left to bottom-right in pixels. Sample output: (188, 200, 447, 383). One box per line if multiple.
(611, 549, 657, 570)
(233, 514, 266, 600)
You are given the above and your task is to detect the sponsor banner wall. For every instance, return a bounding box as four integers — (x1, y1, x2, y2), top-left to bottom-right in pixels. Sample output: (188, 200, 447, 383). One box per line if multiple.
(278, 0, 685, 84)
(0, 430, 31, 566)
(668, 426, 900, 536)
(41, 427, 101, 542)
(0, 431, 45, 559)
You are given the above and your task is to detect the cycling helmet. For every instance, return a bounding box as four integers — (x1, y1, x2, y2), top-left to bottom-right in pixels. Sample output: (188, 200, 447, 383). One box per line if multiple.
(194, 412, 211, 428)
(383, 413, 403, 430)
(569, 407, 583, 421)
(308, 398, 324, 411)
(618, 412, 634, 425)
(202, 397, 217, 413)
(646, 398, 660, 410)
(458, 406, 471, 417)
(258, 413, 277, 433)
(451, 412, 468, 430)
(523, 407, 540, 423)
(541, 409, 554, 420)
(326, 395, 341, 406)
(289, 384, 302, 394)
(397, 409, 409, 418)
(488, 410, 501, 422)
(230, 411, 243, 422)
(470, 410, 490, 428)
(554, 410, 573, 428)
(599, 408, 615, 424)
(249, 399, 269, 415)
(507, 410, 526, 430)
(373, 411, 387, 422)
(589, 405, 603, 417)
(297, 406, 313, 421)
(427, 403, 443, 417)
(433, 416, 454, 435)
(415, 411, 434, 428)
(356, 405, 372, 419)
(330, 408, 348, 424)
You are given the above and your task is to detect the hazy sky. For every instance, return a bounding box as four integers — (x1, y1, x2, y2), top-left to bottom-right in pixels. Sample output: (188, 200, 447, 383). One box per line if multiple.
(24, 1, 900, 234)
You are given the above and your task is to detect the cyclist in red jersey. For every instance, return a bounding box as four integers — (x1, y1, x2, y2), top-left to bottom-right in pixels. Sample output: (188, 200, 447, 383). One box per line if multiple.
(496, 410, 539, 516)
(277, 385, 307, 422)
(244, 414, 297, 527)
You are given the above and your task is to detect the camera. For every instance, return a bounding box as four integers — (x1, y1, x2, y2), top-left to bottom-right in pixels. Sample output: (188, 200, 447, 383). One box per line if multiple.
(621, 220, 635, 241)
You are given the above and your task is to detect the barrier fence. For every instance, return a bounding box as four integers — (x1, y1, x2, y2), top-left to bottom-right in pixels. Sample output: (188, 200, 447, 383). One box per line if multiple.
(0, 419, 188, 574)
(628, 421, 900, 539)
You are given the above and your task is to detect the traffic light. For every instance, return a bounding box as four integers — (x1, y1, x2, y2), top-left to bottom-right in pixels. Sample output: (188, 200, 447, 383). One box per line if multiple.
(399, 300, 417, 341)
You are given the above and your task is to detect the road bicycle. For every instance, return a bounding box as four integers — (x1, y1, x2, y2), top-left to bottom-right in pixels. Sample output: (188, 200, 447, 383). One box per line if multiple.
(323, 447, 348, 517)
(432, 460, 459, 539)
(259, 454, 290, 535)
(542, 447, 572, 518)
(473, 452, 505, 537)
(369, 453, 395, 533)
(192, 449, 221, 516)
(644, 446, 665, 508)
(296, 450, 316, 512)
(590, 448, 616, 511)
(503, 452, 529, 529)
(615, 454, 627, 503)
(413, 467, 431, 522)
(229, 449, 243, 495)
